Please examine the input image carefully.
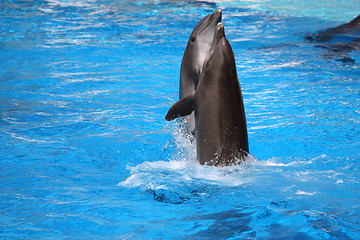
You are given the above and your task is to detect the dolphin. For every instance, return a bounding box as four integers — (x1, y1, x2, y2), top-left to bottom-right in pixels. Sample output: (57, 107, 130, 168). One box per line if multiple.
(179, 9, 222, 133)
(306, 15, 360, 61)
(306, 15, 360, 42)
(166, 23, 249, 166)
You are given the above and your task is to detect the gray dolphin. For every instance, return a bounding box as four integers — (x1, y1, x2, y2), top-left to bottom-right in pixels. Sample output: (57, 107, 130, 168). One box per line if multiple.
(306, 15, 360, 42)
(306, 15, 360, 62)
(166, 23, 249, 166)
(179, 9, 222, 132)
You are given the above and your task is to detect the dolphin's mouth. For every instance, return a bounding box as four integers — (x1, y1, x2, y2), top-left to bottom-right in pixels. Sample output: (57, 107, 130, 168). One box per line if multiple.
(198, 9, 222, 35)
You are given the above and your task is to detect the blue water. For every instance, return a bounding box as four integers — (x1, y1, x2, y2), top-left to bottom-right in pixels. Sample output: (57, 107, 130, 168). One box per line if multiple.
(1, 0, 359, 239)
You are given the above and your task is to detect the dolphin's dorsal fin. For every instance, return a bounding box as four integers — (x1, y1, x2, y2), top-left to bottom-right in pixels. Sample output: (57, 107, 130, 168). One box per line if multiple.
(165, 94, 195, 121)
(349, 15, 360, 26)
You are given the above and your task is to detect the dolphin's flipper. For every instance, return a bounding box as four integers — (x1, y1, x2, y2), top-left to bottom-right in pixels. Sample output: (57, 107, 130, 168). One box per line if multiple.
(165, 95, 195, 121)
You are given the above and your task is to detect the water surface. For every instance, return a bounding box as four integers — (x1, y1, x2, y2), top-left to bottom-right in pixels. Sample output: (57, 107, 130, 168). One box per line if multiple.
(1, 0, 359, 239)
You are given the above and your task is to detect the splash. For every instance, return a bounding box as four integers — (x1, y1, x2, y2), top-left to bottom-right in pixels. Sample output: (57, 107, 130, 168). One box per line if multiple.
(118, 122, 258, 203)
(119, 121, 357, 206)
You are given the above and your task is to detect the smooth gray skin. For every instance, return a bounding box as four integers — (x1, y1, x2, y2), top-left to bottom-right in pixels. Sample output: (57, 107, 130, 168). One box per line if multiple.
(179, 9, 222, 132)
(166, 23, 249, 166)
(306, 15, 360, 42)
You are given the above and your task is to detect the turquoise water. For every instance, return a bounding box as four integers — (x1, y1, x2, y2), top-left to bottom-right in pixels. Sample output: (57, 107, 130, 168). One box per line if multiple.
(1, 0, 359, 239)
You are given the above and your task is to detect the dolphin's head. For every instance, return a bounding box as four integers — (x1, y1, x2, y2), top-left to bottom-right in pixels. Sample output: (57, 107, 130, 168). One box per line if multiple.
(188, 9, 222, 79)
(202, 23, 237, 84)
(190, 9, 222, 45)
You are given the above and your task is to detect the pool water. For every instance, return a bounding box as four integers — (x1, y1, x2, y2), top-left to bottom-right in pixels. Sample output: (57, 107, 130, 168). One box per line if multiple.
(1, 0, 359, 239)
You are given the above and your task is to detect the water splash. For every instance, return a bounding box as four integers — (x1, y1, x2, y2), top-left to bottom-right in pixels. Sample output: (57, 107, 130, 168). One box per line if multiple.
(119, 122, 258, 203)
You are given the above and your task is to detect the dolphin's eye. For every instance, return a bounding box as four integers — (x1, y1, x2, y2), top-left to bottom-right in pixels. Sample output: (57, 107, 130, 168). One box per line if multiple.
(190, 35, 196, 43)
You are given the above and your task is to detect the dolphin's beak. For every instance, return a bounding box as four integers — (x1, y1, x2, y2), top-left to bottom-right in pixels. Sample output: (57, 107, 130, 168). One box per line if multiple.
(199, 9, 222, 35)
(217, 22, 223, 30)
(212, 9, 222, 23)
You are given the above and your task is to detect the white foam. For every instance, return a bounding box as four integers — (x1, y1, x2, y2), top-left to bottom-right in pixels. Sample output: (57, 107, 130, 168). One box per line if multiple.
(118, 154, 258, 190)
(119, 122, 259, 190)
(295, 190, 316, 196)
(119, 123, 344, 200)
(262, 158, 314, 167)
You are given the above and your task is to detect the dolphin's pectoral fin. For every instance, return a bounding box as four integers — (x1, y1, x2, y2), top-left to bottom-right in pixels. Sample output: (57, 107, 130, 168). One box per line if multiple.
(165, 95, 195, 121)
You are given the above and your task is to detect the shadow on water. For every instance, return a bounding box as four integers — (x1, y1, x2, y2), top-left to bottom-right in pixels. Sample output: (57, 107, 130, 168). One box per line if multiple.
(183, 207, 317, 240)
(184, 209, 253, 239)
(182, 202, 354, 240)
